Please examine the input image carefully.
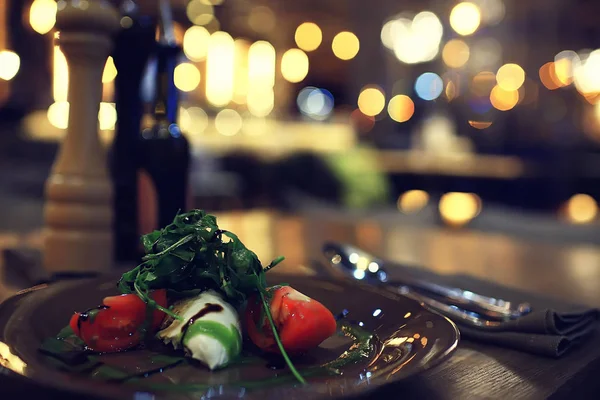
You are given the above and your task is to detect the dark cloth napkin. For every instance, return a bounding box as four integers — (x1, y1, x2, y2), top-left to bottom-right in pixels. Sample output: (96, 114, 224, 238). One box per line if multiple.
(391, 264, 600, 358)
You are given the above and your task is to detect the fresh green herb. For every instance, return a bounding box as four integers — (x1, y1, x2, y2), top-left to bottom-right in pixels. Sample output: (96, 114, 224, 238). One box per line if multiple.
(117, 209, 303, 383)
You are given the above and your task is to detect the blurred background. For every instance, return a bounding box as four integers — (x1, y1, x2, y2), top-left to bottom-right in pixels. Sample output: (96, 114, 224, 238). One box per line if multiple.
(2, 0, 600, 253)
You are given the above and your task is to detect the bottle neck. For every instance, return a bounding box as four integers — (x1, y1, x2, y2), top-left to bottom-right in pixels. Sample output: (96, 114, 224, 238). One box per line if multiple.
(152, 43, 180, 125)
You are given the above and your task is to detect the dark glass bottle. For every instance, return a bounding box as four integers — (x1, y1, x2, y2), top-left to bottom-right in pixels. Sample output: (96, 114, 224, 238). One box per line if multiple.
(110, 6, 156, 262)
(137, 40, 191, 233)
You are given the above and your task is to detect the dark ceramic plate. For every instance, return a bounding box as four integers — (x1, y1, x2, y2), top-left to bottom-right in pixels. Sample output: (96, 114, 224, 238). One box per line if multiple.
(0, 274, 459, 399)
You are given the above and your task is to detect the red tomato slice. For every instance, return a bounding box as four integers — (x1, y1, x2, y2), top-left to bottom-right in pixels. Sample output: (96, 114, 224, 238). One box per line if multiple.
(70, 290, 167, 353)
(245, 286, 337, 354)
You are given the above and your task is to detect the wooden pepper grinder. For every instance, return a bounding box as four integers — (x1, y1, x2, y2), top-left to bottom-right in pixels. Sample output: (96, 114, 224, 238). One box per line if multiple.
(43, 0, 120, 273)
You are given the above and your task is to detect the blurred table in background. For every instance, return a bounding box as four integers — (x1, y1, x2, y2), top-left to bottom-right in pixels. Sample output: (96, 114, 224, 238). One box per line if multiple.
(2, 208, 600, 308)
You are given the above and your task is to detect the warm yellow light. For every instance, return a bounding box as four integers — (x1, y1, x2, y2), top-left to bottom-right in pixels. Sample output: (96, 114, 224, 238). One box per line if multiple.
(206, 31, 235, 107)
(386, 13, 444, 65)
(387, 95, 415, 123)
(246, 41, 275, 116)
(248, 41, 276, 88)
(281, 48, 309, 83)
(183, 26, 210, 61)
(358, 86, 385, 116)
(233, 39, 250, 104)
(539, 62, 561, 90)
(47, 101, 69, 129)
(0, 50, 20, 81)
(53, 45, 68, 101)
(574, 50, 600, 95)
(397, 190, 429, 213)
(490, 85, 519, 111)
(439, 192, 481, 227)
(446, 81, 458, 101)
(332, 31, 360, 60)
(566, 194, 598, 224)
(442, 39, 470, 68)
(554, 57, 574, 86)
(247, 88, 274, 117)
(186, 0, 214, 25)
(29, 0, 57, 35)
(98, 102, 117, 130)
(0, 342, 26, 374)
(215, 109, 243, 136)
(294, 22, 322, 52)
(102, 56, 117, 83)
(174, 63, 201, 92)
(179, 106, 208, 135)
(469, 120, 493, 129)
(496, 63, 525, 91)
(449, 2, 481, 36)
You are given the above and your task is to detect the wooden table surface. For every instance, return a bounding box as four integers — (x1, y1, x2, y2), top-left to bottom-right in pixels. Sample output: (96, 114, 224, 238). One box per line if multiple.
(2, 209, 600, 308)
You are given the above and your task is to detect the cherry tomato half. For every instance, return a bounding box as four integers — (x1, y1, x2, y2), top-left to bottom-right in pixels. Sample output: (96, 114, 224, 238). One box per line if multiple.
(245, 286, 337, 354)
(69, 289, 167, 353)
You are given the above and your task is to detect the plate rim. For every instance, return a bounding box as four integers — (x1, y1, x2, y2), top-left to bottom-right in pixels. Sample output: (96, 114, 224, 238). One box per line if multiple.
(0, 274, 460, 399)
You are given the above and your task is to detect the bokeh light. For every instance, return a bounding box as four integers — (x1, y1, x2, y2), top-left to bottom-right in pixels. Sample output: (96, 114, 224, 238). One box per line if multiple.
(439, 192, 481, 227)
(539, 62, 561, 90)
(415, 72, 443, 101)
(387, 95, 415, 123)
(449, 2, 481, 36)
(247, 41, 276, 117)
(554, 50, 578, 86)
(468, 120, 493, 129)
(183, 26, 210, 61)
(442, 39, 470, 68)
(357, 86, 385, 116)
(233, 39, 250, 105)
(174, 63, 201, 92)
(490, 85, 519, 111)
(248, 6, 276, 33)
(281, 49, 309, 83)
(332, 31, 360, 60)
(47, 101, 69, 129)
(215, 109, 243, 136)
(186, 0, 214, 25)
(397, 190, 429, 214)
(53, 44, 68, 102)
(206, 31, 235, 107)
(102, 57, 117, 83)
(29, 0, 57, 35)
(179, 107, 209, 135)
(496, 63, 525, 91)
(98, 102, 117, 130)
(297, 87, 334, 121)
(574, 50, 600, 95)
(294, 22, 322, 52)
(0, 50, 20, 81)
(248, 41, 276, 88)
(565, 194, 598, 224)
(385, 12, 443, 65)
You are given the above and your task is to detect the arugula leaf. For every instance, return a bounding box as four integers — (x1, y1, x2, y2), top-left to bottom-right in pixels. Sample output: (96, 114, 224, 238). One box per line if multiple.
(116, 209, 305, 384)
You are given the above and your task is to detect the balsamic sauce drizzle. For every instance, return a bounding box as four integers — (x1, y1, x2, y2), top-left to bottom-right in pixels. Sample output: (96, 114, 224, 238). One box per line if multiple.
(76, 305, 110, 332)
(180, 303, 224, 338)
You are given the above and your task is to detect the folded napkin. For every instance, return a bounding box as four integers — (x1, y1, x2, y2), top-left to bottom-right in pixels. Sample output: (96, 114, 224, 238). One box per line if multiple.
(391, 266, 600, 358)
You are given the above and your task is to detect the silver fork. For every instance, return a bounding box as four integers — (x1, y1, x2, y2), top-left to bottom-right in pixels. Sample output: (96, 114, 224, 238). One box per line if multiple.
(322, 242, 532, 324)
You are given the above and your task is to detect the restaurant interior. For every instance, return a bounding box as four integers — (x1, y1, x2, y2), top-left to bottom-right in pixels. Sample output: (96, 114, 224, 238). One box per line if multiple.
(1, 0, 600, 399)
